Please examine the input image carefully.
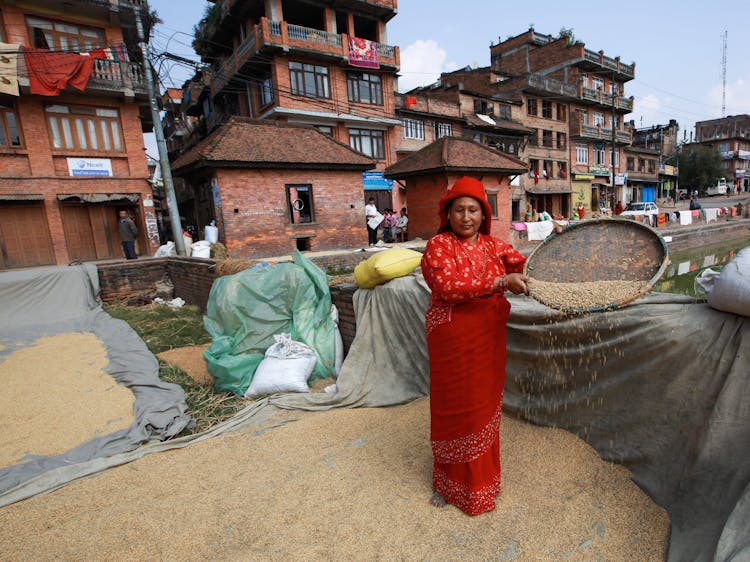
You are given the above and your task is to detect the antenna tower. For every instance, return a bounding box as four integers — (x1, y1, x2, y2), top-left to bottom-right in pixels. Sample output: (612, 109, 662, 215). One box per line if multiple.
(721, 29, 727, 117)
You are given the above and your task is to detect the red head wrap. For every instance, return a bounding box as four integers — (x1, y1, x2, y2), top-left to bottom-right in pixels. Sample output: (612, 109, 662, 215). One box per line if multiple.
(437, 176, 492, 235)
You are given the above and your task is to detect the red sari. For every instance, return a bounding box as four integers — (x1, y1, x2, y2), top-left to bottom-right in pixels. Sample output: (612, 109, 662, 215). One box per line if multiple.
(421, 231, 525, 515)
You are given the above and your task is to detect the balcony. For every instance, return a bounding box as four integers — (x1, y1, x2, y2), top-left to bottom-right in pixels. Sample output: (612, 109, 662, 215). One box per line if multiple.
(18, 58, 148, 99)
(580, 87, 633, 111)
(526, 74, 578, 98)
(211, 17, 399, 96)
(570, 115, 632, 144)
(581, 48, 634, 81)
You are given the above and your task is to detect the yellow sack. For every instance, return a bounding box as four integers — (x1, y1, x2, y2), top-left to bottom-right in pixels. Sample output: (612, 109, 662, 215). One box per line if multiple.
(354, 248, 422, 289)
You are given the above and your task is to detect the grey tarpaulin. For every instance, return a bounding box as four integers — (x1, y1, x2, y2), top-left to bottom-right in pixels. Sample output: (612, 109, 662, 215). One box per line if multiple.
(1, 270, 748, 562)
(0, 264, 193, 498)
(272, 275, 750, 562)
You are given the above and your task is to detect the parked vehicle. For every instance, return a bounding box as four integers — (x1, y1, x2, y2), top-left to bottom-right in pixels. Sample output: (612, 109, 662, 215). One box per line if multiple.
(620, 201, 660, 219)
(706, 178, 728, 196)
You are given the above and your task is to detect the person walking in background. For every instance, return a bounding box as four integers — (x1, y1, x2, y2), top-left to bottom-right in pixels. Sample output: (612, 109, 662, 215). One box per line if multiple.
(420, 176, 529, 516)
(365, 197, 379, 246)
(118, 209, 138, 260)
(383, 208, 397, 243)
(614, 201, 624, 215)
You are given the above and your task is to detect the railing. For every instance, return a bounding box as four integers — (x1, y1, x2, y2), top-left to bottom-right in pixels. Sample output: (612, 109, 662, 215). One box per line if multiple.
(87, 59, 146, 94)
(527, 73, 577, 97)
(580, 86, 633, 111)
(287, 23, 342, 47)
(583, 48, 634, 77)
(269, 20, 282, 36)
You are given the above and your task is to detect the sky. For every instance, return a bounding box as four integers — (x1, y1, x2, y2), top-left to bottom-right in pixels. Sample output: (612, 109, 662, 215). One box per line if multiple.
(144, 0, 750, 158)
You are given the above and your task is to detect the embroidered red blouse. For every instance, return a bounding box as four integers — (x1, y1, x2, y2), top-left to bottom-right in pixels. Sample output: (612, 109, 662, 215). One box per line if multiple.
(421, 232, 526, 307)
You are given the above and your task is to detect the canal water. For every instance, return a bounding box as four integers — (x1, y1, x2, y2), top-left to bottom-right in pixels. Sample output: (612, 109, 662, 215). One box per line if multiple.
(655, 236, 750, 296)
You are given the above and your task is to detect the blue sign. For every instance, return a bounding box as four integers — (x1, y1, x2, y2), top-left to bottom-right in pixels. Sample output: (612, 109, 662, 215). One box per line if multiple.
(363, 171, 393, 191)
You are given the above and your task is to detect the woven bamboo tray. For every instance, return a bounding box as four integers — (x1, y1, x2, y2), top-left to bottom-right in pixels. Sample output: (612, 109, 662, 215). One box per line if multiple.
(523, 218, 670, 313)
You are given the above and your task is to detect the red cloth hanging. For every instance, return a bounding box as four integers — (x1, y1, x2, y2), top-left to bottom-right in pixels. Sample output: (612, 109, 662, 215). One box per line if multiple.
(23, 48, 95, 96)
(405, 96, 417, 108)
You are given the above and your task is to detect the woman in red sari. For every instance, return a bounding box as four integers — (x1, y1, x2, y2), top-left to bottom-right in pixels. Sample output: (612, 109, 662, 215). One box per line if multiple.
(421, 176, 528, 515)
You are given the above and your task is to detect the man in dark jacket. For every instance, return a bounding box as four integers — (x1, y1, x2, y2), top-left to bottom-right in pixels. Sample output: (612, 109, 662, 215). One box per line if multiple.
(118, 210, 138, 259)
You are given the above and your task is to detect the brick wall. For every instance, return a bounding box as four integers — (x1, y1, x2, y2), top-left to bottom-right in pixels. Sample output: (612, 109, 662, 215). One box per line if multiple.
(214, 168, 369, 258)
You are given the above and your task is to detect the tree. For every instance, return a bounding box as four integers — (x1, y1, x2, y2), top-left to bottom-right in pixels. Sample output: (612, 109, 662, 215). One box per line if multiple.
(678, 144, 723, 195)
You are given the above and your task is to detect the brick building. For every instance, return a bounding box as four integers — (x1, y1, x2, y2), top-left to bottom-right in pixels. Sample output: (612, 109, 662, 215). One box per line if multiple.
(0, 0, 156, 269)
(171, 117, 375, 258)
(490, 29, 635, 216)
(628, 119, 680, 200)
(694, 114, 750, 192)
(166, 0, 402, 244)
(384, 136, 527, 242)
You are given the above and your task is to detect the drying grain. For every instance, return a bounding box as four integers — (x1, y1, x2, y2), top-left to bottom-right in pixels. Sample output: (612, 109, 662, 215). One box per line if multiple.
(0, 399, 669, 560)
(529, 278, 646, 310)
(0, 332, 134, 469)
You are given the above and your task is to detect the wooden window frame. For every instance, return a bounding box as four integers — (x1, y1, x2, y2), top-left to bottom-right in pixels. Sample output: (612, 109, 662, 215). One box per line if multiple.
(289, 62, 331, 99)
(542, 100, 553, 119)
(286, 184, 315, 224)
(44, 104, 123, 153)
(527, 98, 538, 117)
(434, 122, 452, 139)
(349, 128, 385, 159)
(402, 118, 424, 140)
(576, 143, 588, 165)
(0, 100, 23, 147)
(347, 72, 383, 105)
(26, 15, 105, 52)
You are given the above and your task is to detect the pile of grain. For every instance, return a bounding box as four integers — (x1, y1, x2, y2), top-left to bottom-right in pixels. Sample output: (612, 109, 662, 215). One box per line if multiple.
(0, 399, 669, 560)
(0, 332, 135, 469)
(529, 278, 646, 311)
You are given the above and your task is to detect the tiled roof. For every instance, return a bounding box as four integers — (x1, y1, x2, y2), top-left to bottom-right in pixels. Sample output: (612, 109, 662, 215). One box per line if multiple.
(384, 136, 528, 179)
(464, 114, 532, 134)
(171, 117, 376, 173)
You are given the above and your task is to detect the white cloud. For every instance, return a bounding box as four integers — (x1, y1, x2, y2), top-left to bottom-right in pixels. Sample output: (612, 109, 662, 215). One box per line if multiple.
(630, 93, 665, 128)
(397, 39, 458, 93)
(710, 75, 750, 117)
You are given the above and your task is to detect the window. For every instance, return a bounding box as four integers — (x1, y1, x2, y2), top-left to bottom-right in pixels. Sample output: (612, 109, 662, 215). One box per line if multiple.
(648, 159, 656, 174)
(593, 112, 605, 127)
(576, 143, 588, 164)
(349, 128, 385, 159)
(498, 105, 511, 120)
(542, 129, 553, 148)
(580, 73, 588, 87)
(314, 125, 333, 136)
(486, 191, 498, 218)
(474, 99, 493, 115)
(402, 118, 424, 140)
(638, 158, 646, 172)
(289, 62, 330, 99)
(260, 76, 274, 106)
(608, 115, 620, 128)
(592, 77, 604, 91)
(557, 131, 567, 150)
(627, 157, 635, 171)
(529, 159, 539, 176)
(347, 72, 382, 105)
(287, 184, 314, 224)
(45, 104, 122, 152)
(612, 150, 619, 167)
(27, 16, 104, 51)
(543, 160, 553, 179)
(434, 122, 452, 139)
(542, 100, 552, 119)
(594, 145, 606, 165)
(527, 98, 538, 116)
(0, 101, 22, 147)
(557, 161, 567, 179)
(556, 103, 566, 122)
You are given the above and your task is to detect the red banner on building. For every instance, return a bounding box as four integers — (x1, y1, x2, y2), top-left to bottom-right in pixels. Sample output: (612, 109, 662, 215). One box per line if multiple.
(347, 36, 379, 69)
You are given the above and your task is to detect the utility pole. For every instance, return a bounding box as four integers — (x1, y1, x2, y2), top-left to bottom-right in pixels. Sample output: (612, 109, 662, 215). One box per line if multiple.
(611, 78, 617, 207)
(134, 7, 186, 255)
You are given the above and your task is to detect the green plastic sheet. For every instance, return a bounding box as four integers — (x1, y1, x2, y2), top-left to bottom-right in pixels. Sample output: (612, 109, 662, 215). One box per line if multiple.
(203, 250, 335, 396)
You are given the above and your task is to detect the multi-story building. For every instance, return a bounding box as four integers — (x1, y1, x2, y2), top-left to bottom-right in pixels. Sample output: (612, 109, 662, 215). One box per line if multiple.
(490, 29, 635, 216)
(623, 145, 659, 205)
(171, 0, 402, 231)
(0, 0, 156, 269)
(629, 119, 680, 200)
(694, 114, 750, 193)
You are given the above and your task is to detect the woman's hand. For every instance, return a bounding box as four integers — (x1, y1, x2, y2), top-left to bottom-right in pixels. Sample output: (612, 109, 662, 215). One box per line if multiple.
(506, 273, 529, 295)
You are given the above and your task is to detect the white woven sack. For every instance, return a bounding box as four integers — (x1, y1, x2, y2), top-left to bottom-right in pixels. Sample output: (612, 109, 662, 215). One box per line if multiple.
(244, 334, 316, 398)
(707, 247, 750, 317)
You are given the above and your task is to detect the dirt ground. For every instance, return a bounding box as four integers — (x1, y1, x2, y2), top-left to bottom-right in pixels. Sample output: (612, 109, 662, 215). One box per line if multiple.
(0, 397, 669, 561)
